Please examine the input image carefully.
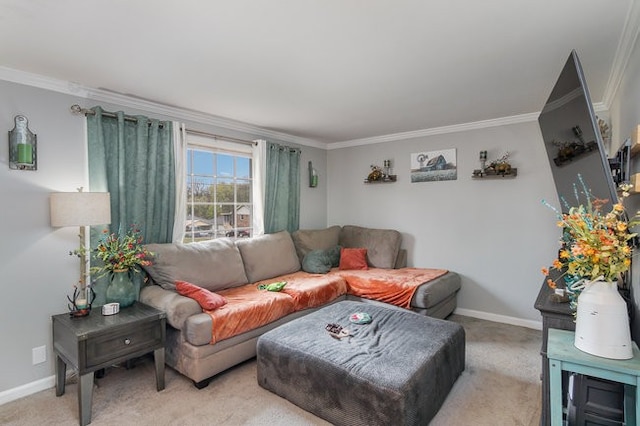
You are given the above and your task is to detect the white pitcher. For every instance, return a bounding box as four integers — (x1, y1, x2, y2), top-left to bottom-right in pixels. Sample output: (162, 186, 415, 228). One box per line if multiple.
(574, 277, 632, 359)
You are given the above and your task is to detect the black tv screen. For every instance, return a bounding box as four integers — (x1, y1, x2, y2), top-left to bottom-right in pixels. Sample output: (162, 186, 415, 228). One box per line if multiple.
(538, 50, 617, 214)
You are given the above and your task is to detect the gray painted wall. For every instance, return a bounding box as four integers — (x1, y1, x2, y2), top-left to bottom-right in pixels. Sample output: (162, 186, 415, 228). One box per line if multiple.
(0, 79, 327, 393)
(327, 122, 561, 322)
(609, 34, 640, 344)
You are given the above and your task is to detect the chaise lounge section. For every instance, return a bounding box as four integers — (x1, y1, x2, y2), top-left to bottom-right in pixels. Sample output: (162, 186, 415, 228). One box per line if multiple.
(140, 225, 461, 388)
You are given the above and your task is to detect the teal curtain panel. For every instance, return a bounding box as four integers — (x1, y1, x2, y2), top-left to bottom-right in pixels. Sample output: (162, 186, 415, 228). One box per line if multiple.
(87, 106, 175, 243)
(264, 142, 300, 234)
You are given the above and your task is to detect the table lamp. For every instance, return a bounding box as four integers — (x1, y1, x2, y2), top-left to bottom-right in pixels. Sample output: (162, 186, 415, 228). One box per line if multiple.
(50, 188, 111, 316)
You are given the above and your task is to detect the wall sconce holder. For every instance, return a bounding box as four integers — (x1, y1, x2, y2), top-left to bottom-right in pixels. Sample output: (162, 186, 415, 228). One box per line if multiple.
(309, 161, 318, 187)
(8, 115, 37, 170)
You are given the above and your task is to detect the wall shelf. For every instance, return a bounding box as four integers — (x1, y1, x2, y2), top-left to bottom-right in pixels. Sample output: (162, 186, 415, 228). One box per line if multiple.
(364, 175, 397, 184)
(472, 168, 517, 179)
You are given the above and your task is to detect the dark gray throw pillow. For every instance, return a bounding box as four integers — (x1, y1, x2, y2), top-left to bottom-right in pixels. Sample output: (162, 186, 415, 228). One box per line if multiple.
(302, 245, 341, 274)
(326, 245, 341, 267)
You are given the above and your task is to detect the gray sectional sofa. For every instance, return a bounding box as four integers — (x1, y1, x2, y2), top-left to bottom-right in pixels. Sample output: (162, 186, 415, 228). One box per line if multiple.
(140, 225, 461, 388)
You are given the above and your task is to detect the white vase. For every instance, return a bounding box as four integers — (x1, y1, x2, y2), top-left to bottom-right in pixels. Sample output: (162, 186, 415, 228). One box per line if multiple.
(574, 279, 632, 359)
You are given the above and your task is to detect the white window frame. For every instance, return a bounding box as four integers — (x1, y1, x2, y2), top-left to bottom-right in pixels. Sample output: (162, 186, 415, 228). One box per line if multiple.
(184, 134, 254, 243)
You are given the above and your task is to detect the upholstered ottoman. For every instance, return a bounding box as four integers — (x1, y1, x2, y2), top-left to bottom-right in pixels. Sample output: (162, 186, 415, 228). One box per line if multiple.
(256, 301, 465, 426)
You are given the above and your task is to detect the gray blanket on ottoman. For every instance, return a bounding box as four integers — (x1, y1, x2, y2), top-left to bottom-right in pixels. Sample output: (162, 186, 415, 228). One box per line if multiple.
(257, 301, 465, 426)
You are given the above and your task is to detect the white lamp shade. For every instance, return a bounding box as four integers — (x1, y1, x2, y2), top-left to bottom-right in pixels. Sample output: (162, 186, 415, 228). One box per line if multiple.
(50, 192, 111, 227)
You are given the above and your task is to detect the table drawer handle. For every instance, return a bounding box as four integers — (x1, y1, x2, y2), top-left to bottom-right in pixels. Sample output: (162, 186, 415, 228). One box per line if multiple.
(124, 338, 131, 345)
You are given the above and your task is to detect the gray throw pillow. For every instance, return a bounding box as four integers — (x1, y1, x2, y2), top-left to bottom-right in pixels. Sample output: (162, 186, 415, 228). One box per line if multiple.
(302, 250, 332, 274)
(302, 245, 341, 274)
(326, 245, 341, 267)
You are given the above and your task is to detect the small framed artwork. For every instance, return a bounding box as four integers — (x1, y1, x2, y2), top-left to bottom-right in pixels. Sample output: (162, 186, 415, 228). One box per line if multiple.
(410, 148, 457, 183)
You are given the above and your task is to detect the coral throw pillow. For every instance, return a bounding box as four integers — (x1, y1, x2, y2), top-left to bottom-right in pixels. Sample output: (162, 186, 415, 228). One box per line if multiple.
(175, 280, 227, 310)
(339, 247, 369, 270)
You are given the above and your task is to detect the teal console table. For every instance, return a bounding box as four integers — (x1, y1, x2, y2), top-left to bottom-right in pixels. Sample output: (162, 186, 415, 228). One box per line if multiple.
(548, 328, 640, 425)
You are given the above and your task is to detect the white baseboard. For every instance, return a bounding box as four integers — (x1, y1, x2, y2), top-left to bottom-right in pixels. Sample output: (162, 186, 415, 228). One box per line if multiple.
(0, 375, 55, 406)
(454, 307, 542, 330)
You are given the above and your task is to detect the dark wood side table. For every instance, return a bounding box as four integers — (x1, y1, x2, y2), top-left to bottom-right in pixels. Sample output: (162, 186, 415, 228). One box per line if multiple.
(52, 302, 166, 426)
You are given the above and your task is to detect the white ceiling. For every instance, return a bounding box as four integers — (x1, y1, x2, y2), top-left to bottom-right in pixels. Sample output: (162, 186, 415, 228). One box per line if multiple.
(0, 1, 637, 144)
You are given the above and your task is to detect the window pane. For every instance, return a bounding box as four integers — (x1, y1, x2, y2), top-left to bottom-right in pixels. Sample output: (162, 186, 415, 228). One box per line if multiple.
(237, 180, 250, 203)
(237, 157, 251, 179)
(236, 204, 251, 229)
(192, 150, 214, 176)
(184, 212, 214, 242)
(215, 179, 234, 203)
(217, 154, 234, 178)
(191, 177, 214, 203)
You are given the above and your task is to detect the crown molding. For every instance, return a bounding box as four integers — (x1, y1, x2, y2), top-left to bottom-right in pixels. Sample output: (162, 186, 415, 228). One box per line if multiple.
(83, 87, 326, 149)
(327, 112, 540, 150)
(0, 66, 325, 149)
(0, 66, 610, 152)
(601, 0, 640, 108)
(0, 66, 89, 97)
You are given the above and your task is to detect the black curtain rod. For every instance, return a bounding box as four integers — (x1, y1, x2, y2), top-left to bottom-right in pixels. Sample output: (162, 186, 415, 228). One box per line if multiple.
(70, 104, 165, 128)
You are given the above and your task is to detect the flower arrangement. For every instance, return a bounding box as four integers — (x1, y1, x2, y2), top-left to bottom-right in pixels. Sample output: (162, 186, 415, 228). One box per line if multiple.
(542, 176, 639, 309)
(91, 226, 153, 278)
(488, 152, 512, 175)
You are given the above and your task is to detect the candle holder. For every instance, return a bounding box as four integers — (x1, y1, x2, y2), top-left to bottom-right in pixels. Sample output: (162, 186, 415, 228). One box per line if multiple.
(68, 286, 96, 317)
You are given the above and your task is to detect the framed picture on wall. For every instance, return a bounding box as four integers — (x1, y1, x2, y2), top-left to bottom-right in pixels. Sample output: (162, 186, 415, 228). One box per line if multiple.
(410, 148, 457, 183)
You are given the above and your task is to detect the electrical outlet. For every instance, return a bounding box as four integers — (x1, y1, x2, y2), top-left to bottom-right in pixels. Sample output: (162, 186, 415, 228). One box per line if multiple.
(32, 345, 46, 365)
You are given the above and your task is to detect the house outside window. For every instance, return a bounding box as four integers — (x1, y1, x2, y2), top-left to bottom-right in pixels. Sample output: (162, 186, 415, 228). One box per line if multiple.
(184, 135, 253, 243)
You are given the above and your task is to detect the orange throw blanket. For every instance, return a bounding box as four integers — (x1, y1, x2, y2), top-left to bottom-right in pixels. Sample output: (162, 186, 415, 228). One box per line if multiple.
(202, 268, 447, 344)
(335, 268, 448, 309)
(205, 285, 295, 344)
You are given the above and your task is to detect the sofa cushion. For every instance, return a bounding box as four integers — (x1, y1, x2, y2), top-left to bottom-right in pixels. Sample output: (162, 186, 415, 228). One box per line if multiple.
(143, 239, 249, 291)
(175, 280, 227, 310)
(336, 268, 449, 309)
(254, 270, 348, 311)
(339, 247, 369, 270)
(207, 284, 296, 344)
(301, 245, 341, 274)
(339, 225, 401, 269)
(236, 231, 301, 283)
(291, 225, 341, 263)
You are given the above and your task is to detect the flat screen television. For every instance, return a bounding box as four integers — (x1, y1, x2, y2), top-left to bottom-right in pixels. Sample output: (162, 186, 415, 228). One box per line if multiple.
(538, 50, 617, 214)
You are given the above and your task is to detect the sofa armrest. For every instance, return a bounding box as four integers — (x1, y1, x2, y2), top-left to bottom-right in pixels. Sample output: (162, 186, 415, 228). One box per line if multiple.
(140, 284, 202, 330)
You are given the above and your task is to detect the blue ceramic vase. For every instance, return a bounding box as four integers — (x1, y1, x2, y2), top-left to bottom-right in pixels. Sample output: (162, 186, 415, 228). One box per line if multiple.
(106, 269, 137, 308)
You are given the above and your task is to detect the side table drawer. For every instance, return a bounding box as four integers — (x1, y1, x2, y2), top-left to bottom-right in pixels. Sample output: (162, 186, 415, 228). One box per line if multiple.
(85, 321, 163, 369)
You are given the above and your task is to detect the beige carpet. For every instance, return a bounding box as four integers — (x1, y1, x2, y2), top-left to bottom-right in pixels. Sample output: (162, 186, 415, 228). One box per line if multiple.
(0, 315, 542, 425)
